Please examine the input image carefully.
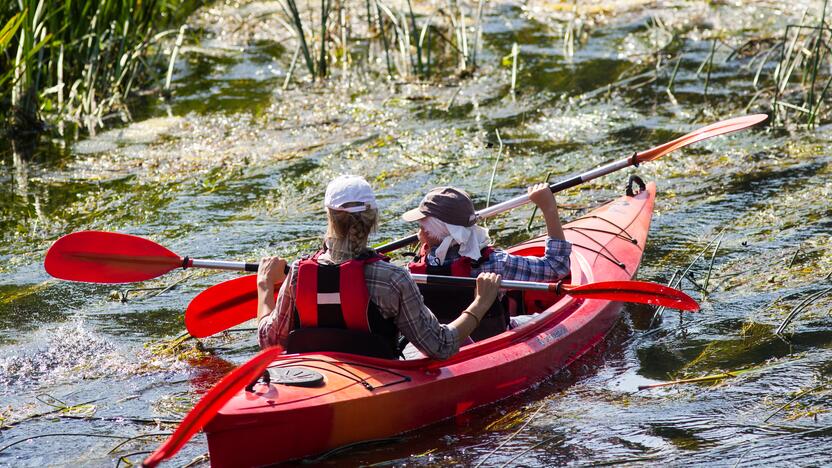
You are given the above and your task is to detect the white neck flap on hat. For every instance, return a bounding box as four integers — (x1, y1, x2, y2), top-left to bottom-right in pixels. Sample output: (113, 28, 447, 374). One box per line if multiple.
(422, 217, 491, 264)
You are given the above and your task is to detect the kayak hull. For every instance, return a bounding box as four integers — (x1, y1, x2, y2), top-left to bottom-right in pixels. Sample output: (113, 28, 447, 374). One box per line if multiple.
(205, 182, 656, 467)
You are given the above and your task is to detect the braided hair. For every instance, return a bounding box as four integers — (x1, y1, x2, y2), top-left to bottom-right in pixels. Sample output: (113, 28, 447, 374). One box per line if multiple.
(325, 205, 378, 262)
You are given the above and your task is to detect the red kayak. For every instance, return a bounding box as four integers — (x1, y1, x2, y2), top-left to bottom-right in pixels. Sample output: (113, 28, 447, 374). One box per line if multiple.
(204, 180, 657, 466)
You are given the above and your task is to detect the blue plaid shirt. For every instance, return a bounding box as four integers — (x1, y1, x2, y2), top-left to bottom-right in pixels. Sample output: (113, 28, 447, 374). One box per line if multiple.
(424, 238, 572, 281)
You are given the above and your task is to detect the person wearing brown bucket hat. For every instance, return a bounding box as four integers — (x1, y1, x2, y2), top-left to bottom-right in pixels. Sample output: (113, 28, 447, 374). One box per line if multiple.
(257, 175, 503, 361)
(403, 183, 571, 339)
(401, 187, 479, 227)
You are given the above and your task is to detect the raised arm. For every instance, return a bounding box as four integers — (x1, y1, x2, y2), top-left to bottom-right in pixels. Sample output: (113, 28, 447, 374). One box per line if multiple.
(528, 183, 565, 241)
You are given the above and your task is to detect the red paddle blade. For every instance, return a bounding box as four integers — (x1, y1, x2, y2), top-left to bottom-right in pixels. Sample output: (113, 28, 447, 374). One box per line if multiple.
(142, 346, 283, 468)
(44, 231, 182, 283)
(636, 114, 767, 163)
(564, 280, 699, 311)
(186, 275, 271, 338)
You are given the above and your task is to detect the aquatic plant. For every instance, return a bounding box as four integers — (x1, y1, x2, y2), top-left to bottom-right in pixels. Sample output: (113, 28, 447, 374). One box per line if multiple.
(731, 0, 832, 128)
(0, 0, 198, 137)
(278, 0, 483, 83)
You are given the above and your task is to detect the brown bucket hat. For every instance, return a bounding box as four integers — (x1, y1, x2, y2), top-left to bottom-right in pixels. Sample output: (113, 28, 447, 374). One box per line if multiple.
(402, 187, 478, 227)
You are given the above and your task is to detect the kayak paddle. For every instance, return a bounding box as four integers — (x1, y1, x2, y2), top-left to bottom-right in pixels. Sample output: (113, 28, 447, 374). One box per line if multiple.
(185, 272, 698, 338)
(183, 114, 764, 336)
(45, 115, 766, 282)
(375, 113, 768, 253)
(142, 346, 283, 468)
(44, 231, 264, 283)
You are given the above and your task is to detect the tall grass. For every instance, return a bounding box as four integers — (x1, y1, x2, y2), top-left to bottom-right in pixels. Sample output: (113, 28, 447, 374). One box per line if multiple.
(0, 0, 199, 137)
(731, 0, 832, 127)
(279, 0, 483, 84)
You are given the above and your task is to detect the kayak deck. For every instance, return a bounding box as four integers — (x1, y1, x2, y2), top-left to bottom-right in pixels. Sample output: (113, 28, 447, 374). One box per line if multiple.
(204, 182, 656, 467)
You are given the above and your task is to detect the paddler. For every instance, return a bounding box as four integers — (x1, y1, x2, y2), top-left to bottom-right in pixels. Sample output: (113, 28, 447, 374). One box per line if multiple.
(256, 175, 502, 360)
(402, 184, 571, 338)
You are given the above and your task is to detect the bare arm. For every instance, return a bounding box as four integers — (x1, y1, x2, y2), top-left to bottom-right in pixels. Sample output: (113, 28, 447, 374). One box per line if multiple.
(448, 272, 501, 340)
(257, 256, 288, 323)
(528, 183, 565, 241)
(390, 269, 501, 360)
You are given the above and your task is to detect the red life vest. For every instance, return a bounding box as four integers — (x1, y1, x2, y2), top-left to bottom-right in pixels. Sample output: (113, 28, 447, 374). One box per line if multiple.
(295, 251, 386, 331)
(408, 244, 495, 276)
(408, 244, 508, 341)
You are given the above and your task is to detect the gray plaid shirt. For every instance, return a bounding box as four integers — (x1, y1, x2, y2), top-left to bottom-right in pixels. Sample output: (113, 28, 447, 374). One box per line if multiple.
(258, 255, 460, 360)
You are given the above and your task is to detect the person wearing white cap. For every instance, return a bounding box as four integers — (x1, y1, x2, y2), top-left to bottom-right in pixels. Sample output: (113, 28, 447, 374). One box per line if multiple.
(256, 175, 502, 360)
(403, 183, 571, 337)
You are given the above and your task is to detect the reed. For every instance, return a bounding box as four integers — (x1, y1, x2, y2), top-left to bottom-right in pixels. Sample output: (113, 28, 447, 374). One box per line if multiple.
(650, 228, 727, 326)
(277, 0, 479, 83)
(750, 2, 832, 127)
(637, 367, 761, 391)
(775, 284, 832, 335)
(1, 0, 198, 137)
(806, 0, 829, 127)
(702, 38, 717, 98)
(510, 42, 518, 95)
(484, 128, 504, 226)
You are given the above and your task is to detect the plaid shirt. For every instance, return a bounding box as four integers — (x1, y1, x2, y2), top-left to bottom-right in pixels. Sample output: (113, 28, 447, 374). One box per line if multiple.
(425, 237, 572, 281)
(258, 255, 460, 360)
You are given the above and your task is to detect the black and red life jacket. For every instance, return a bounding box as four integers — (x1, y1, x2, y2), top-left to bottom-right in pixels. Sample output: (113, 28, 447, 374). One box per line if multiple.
(292, 251, 399, 357)
(408, 244, 508, 341)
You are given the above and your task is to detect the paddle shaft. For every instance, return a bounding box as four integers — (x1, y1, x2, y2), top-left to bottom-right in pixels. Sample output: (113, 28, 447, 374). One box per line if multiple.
(376, 155, 634, 253)
(376, 114, 767, 254)
(187, 266, 679, 302)
(414, 273, 560, 292)
(188, 258, 295, 275)
(188, 258, 259, 272)
(184, 260, 558, 292)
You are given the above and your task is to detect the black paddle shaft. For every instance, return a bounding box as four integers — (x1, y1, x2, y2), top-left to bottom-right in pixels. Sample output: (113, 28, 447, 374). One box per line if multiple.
(242, 263, 289, 274)
(375, 174, 584, 254)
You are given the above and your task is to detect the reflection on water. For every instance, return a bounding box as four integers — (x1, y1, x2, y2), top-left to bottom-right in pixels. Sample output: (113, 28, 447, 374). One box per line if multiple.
(1, 0, 831, 466)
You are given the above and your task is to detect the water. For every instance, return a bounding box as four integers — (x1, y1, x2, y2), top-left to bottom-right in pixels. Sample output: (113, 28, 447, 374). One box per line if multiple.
(2, 0, 831, 466)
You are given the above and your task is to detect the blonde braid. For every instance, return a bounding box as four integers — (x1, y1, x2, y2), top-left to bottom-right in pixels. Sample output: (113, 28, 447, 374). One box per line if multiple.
(325, 207, 378, 262)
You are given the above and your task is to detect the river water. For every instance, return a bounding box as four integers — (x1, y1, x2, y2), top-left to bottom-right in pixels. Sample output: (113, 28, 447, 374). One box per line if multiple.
(1, 0, 831, 466)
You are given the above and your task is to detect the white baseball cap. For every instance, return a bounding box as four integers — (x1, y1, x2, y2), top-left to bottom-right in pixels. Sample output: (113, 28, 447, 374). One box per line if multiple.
(324, 175, 377, 213)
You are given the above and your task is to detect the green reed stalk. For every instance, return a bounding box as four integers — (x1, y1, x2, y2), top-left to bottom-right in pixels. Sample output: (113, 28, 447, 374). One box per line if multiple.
(284, 44, 301, 89)
(809, 72, 832, 121)
(2, 0, 199, 135)
(406, 0, 422, 77)
(807, 0, 829, 127)
(375, 0, 393, 77)
(418, 13, 435, 78)
(701, 38, 717, 98)
(775, 285, 832, 335)
(426, 25, 432, 77)
(455, 0, 468, 69)
(763, 383, 830, 423)
(471, 0, 483, 67)
(702, 231, 724, 295)
(165, 25, 187, 94)
(339, 5, 348, 77)
(667, 53, 682, 93)
(510, 42, 518, 95)
(485, 128, 504, 220)
(283, 0, 317, 78)
(318, 0, 332, 78)
(637, 367, 763, 390)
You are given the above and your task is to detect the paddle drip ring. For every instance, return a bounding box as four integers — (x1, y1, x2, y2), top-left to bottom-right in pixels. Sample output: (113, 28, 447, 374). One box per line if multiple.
(626, 175, 646, 197)
(245, 369, 271, 392)
(630, 151, 640, 167)
(555, 280, 563, 296)
(181, 256, 190, 270)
